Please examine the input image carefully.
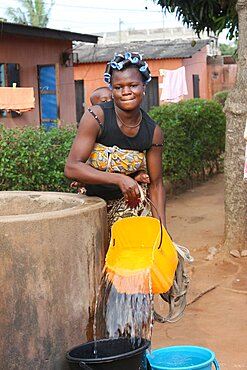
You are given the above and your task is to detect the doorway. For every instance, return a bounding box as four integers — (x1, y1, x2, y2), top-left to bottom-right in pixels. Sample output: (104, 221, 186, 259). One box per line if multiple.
(38, 65, 59, 129)
(141, 77, 159, 113)
(193, 74, 200, 98)
(75, 79, 84, 126)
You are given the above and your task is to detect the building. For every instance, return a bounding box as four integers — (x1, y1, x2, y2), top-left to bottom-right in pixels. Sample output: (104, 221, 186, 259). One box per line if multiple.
(74, 38, 216, 115)
(96, 26, 208, 44)
(0, 21, 98, 129)
(207, 55, 237, 99)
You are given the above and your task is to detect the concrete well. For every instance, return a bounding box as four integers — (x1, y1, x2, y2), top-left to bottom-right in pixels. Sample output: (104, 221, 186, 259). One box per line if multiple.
(0, 191, 108, 370)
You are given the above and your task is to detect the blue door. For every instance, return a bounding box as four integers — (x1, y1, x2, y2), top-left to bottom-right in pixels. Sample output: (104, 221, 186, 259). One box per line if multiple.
(38, 65, 58, 129)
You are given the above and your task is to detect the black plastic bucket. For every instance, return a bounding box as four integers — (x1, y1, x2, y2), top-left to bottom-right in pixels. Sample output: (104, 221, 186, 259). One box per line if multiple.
(66, 337, 150, 370)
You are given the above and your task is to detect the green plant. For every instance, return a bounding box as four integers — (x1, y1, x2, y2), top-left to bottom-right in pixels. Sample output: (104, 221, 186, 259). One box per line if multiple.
(0, 99, 226, 192)
(148, 104, 191, 183)
(219, 43, 237, 58)
(149, 99, 226, 183)
(213, 90, 230, 107)
(0, 125, 76, 192)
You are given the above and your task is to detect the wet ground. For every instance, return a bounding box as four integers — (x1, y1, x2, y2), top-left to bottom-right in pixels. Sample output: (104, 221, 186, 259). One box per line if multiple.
(151, 174, 247, 370)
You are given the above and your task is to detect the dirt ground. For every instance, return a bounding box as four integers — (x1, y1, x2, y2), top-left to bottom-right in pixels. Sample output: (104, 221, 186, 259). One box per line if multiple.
(151, 174, 247, 370)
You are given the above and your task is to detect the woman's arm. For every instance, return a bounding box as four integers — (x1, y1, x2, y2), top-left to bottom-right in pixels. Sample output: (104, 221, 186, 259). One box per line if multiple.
(146, 125, 167, 227)
(64, 106, 139, 200)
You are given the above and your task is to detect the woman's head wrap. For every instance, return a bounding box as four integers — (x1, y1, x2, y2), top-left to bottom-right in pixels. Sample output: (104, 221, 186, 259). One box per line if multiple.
(104, 52, 151, 85)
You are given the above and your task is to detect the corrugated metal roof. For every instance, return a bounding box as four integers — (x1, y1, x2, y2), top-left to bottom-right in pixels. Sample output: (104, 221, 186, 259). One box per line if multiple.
(0, 21, 99, 43)
(76, 39, 211, 63)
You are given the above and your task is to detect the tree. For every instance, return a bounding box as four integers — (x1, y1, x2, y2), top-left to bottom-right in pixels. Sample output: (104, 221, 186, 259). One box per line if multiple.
(6, 0, 55, 27)
(155, 0, 247, 253)
(219, 43, 237, 56)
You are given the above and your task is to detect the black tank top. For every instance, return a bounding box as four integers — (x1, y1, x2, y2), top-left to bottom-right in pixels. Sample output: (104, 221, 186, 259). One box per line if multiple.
(85, 101, 157, 201)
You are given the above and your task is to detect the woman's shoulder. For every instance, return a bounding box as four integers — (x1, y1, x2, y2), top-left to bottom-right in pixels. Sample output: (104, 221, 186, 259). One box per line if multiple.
(141, 108, 157, 127)
(88, 100, 113, 117)
(99, 100, 114, 110)
(86, 100, 114, 125)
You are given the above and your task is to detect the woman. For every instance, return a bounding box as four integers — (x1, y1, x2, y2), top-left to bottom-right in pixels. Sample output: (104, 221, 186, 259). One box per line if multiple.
(64, 52, 189, 323)
(64, 52, 166, 228)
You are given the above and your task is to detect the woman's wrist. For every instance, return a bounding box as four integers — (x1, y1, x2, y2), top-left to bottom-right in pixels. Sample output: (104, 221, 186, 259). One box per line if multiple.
(107, 172, 124, 187)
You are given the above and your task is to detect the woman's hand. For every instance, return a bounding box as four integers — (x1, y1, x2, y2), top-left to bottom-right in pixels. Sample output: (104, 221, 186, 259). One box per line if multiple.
(116, 174, 140, 202)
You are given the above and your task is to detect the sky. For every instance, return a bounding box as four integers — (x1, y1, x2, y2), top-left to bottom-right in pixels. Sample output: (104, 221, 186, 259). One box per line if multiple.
(0, 0, 228, 42)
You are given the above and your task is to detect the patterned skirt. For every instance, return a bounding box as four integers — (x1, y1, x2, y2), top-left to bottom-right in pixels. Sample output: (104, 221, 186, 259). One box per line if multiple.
(106, 184, 151, 234)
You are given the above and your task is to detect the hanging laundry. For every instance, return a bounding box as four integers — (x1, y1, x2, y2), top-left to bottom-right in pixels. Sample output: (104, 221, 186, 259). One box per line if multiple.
(0, 87, 35, 113)
(160, 66, 188, 102)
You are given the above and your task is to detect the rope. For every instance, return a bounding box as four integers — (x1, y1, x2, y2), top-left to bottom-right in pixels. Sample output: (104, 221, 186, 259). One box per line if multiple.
(154, 253, 190, 323)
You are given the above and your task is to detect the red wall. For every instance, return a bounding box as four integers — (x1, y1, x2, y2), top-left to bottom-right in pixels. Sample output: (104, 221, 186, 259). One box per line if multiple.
(74, 62, 107, 108)
(74, 58, 184, 108)
(0, 34, 76, 128)
(74, 47, 235, 110)
(207, 63, 237, 99)
(183, 45, 208, 99)
(74, 52, 208, 109)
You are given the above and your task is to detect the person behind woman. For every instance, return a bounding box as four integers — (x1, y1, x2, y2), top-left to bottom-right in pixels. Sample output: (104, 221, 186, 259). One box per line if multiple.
(64, 52, 166, 228)
(90, 86, 112, 105)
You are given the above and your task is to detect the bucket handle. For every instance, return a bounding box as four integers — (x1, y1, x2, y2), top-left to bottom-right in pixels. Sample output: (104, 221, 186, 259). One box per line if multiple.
(79, 361, 94, 370)
(213, 358, 220, 370)
(147, 197, 163, 249)
(140, 188, 163, 249)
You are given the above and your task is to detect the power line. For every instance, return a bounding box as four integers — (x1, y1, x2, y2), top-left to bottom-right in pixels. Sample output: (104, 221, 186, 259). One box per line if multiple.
(0, 1, 175, 34)
(0, 3, 166, 31)
(0, 15, 165, 30)
(0, 1, 162, 13)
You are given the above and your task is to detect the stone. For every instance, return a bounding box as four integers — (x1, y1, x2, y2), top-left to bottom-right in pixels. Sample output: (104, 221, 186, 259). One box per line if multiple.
(205, 254, 214, 261)
(208, 246, 218, 255)
(240, 249, 247, 257)
(229, 249, 241, 258)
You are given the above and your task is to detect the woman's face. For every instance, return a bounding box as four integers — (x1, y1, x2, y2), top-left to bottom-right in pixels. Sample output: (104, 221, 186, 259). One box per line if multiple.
(111, 67, 146, 111)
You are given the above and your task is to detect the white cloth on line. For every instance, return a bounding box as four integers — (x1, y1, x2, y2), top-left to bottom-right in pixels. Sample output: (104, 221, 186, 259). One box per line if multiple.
(160, 66, 188, 102)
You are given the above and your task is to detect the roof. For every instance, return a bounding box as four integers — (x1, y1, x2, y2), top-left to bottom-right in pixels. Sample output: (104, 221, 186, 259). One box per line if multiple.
(0, 21, 99, 43)
(76, 39, 211, 63)
(223, 55, 236, 64)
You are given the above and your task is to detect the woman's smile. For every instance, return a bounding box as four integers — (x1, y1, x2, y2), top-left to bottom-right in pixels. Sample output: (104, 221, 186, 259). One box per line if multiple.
(111, 68, 145, 111)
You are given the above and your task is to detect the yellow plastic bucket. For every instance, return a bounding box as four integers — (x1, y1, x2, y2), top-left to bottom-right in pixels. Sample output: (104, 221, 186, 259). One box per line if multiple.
(104, 216, 178, 294)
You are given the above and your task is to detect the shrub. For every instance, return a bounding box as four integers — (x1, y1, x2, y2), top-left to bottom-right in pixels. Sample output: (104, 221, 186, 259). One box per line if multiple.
(213, 90, 230, 107)
(0, 125, 76, 192)
(0, 99, 226, 192)
(149, 99, 226, 183)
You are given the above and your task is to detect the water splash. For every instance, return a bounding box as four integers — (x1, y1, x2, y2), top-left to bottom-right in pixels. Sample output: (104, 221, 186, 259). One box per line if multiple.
(93, 269, 154, 348)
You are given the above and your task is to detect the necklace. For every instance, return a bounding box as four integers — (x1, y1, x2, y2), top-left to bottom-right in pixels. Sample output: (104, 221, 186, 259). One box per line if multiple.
(115, 111, 142, 129)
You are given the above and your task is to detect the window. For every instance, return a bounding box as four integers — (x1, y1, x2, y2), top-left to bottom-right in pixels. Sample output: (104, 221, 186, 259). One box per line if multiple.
(0, 63, 20, 117)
